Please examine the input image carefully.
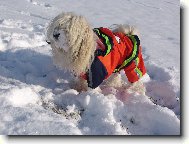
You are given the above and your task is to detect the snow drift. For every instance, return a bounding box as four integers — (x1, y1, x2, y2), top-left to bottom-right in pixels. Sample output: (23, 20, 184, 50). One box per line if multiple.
(0, 0, 180, 135)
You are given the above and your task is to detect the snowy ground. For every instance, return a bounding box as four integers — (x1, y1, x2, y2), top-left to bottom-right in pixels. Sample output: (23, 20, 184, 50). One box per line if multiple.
(0, 0, 180, 135)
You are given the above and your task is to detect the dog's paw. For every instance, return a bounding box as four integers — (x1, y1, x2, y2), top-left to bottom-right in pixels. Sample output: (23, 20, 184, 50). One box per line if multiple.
(126, 81, 146, 95)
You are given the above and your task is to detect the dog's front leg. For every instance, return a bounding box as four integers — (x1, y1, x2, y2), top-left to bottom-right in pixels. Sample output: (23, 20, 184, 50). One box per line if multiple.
(70, 77, 88, 92)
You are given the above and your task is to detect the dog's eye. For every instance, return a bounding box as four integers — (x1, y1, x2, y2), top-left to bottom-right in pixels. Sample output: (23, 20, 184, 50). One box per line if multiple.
(53, 33, 60, 40)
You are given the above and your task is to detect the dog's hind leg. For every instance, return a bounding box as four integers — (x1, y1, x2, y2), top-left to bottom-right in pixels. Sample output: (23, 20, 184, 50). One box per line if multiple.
(103, 73, 124, 88)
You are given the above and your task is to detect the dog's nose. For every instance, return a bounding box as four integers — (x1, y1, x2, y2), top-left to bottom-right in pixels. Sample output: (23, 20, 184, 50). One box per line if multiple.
(46, 40, 51, 44)
(53, 33, 60, 40)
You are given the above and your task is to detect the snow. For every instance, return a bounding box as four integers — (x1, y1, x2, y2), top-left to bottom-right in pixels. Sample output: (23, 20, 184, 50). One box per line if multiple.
(0, 0, 180, 135)
(7, 87, 40, 107)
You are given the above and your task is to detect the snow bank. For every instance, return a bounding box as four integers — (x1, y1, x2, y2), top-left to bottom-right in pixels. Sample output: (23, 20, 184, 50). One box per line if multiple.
(0, 0, 180, 135)
(0, 39, 6, 51)
(122, 93, 180, 135)
(45, 87, 179, 135)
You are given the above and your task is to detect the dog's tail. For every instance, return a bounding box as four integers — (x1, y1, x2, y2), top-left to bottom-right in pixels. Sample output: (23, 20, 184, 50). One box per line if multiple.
(110, 24, 140, 38)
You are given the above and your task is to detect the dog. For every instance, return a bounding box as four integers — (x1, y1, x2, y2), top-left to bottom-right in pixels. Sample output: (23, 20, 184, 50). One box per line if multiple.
(46, 12, 147, 94)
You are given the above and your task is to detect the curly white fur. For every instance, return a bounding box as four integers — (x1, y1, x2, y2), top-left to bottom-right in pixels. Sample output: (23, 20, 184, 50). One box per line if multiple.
(111, 24, 140, 38)
(46, 12, 96, 76)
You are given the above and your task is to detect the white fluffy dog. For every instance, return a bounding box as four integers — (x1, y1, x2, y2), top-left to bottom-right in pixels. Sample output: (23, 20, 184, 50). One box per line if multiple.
(46, 12, 146, 94)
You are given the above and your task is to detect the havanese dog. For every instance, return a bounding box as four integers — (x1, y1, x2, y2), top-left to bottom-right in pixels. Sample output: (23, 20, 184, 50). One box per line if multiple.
(46, 12, 147, 95)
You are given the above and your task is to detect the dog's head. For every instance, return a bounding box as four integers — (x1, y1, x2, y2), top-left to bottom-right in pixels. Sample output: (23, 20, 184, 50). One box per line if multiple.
(46, 12, 96, 76)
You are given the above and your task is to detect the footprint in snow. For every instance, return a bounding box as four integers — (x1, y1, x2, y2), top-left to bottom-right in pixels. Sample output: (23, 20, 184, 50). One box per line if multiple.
(145, 63, 180, 116)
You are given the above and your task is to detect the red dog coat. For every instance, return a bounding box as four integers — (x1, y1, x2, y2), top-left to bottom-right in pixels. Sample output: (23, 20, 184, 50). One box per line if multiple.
(81, 27, 146, 88)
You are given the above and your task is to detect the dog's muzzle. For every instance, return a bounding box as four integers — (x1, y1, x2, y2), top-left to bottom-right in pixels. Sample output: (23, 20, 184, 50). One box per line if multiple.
(46, 32, 60, 44)
(46, 40, 51, 44)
